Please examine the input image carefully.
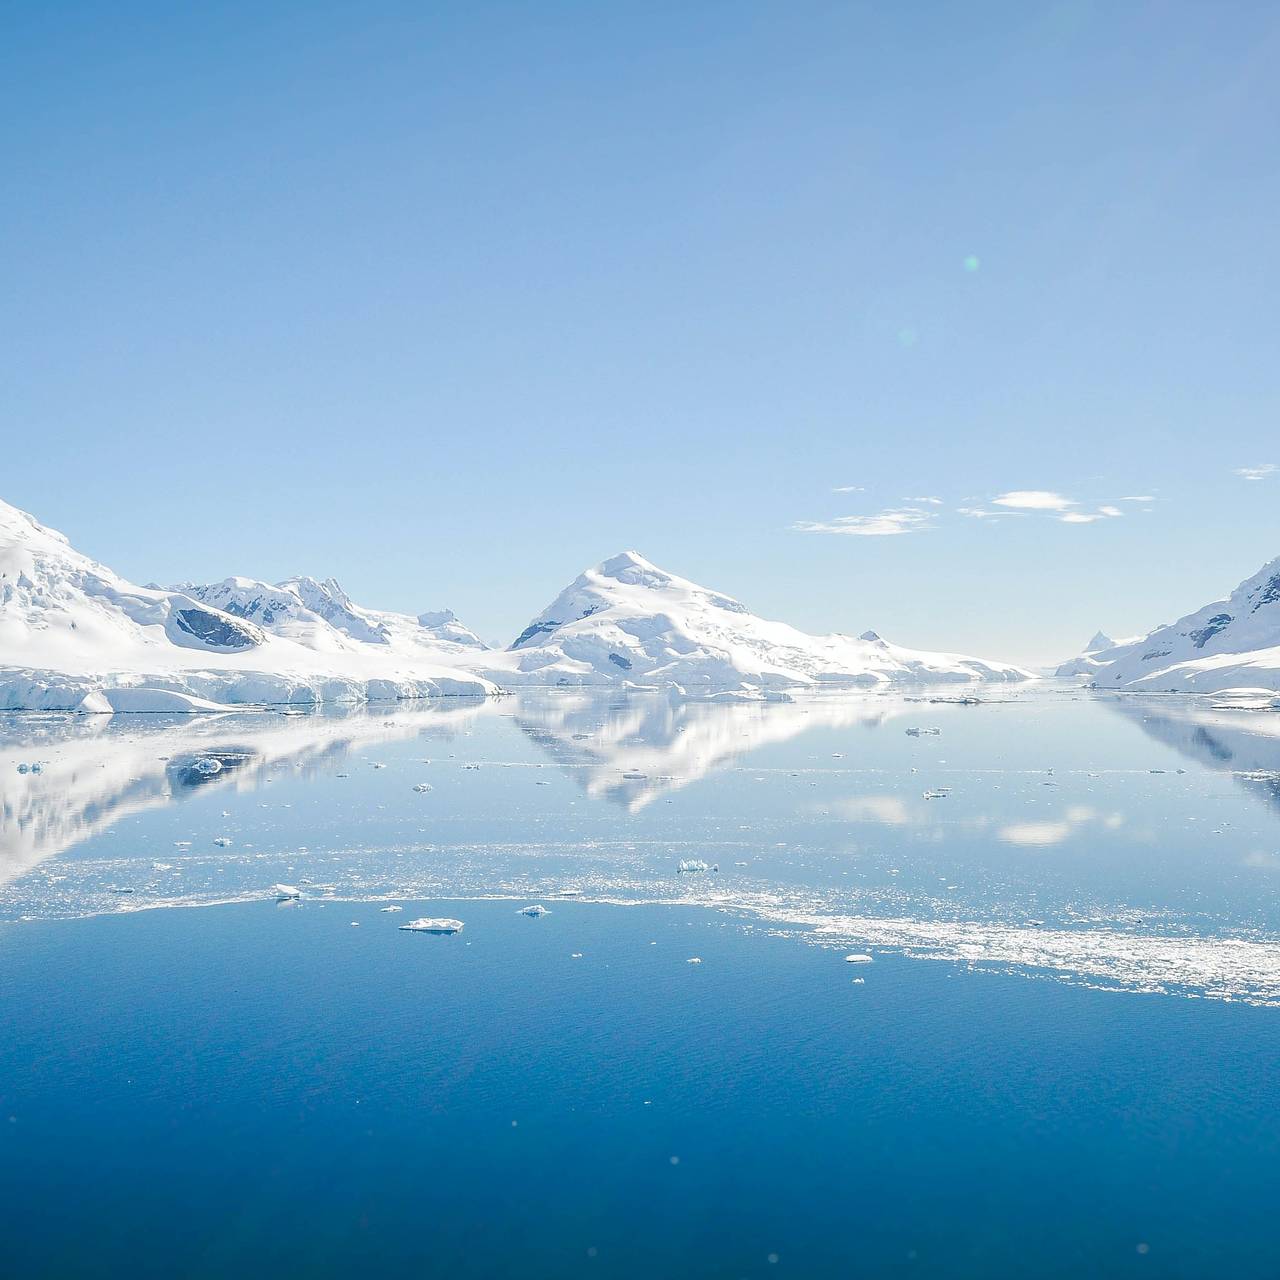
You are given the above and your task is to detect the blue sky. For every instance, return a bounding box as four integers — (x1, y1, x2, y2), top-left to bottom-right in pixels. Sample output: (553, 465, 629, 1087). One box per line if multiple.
(4, 1, 1278, 663)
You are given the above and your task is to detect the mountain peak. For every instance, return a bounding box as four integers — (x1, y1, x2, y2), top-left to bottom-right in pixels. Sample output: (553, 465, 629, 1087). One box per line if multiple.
(597, 550, 661, 578)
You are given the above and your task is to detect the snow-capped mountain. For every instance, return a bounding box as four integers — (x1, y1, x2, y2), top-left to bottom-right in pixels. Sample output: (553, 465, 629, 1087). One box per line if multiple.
(481, 551, 1032, 691)
(0, 499, 494, 711)
(1069, 556, 1280, 693)
(1056, 630, 1125, 677)
(175, 576, 487, 656)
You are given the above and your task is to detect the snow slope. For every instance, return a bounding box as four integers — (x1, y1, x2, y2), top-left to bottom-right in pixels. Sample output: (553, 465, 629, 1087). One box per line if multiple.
(1067, 556, 1280, 693)
(175, 576, 487, 657)
(0, 500, 495, 711)
(481, 551, 1033, 691)
(1056, 630, 1135, 677)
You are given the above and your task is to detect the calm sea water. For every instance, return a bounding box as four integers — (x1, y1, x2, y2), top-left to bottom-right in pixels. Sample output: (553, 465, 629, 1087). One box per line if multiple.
(3, 687, 1280, 1276)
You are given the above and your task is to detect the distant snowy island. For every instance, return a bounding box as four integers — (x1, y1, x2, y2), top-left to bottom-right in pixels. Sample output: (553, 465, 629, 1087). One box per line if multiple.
(0, 498, 1034, 712)
(6, 495, 1280, 713)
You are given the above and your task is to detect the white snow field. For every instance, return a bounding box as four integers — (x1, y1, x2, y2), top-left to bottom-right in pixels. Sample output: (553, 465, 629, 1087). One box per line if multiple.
(0, 499, 496, 711)
(482, 551, 1033, 692)
(1059, 555, 1280, 694)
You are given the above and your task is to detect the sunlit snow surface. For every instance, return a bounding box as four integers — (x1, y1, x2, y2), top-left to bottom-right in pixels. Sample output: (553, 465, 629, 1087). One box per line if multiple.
(5, 685, 1280, 1004)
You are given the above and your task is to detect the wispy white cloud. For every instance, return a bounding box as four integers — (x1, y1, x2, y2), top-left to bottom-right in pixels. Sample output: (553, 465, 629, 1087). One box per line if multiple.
(992, 490, 1075, 511)
(832, 485, 865, 493)
(794, 508, 935, 537)
(904, 495, 943, 505)
(1097, 505, 1123, 518)
(1235, 464, 1277, 481)
(1119, 495, 1155, 502)
(1060, 512, 1105, 524)
(956, 506, 1017, 520)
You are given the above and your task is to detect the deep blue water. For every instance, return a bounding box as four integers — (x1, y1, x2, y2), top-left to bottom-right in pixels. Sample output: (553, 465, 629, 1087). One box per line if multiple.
(3, 688, 1280, 1276)
(4, 898, 1280, 1278)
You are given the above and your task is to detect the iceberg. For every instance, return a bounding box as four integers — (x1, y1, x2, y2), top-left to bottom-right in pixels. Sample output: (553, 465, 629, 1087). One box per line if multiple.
(399, 917, 464, 934)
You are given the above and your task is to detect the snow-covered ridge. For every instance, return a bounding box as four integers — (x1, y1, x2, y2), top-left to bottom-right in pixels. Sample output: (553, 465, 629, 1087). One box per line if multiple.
(0, 499, 495, 712)
(1060, 556, 1280, 693)
(174, 575, 488, 656)
(1, 501, 1031, 710)
(483, 550, 1033, 692)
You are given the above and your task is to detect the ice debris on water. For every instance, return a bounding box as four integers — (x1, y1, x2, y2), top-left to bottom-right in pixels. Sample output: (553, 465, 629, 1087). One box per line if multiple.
(213, 836, 233, 847)
(380, 905, 404, 913)
(274, 883, 302, 899)
(687, 957, 702, 964)
(518, 904, 550, 917)
(412, 782, 433, 793)
(677, 859, 717, 874)
(844, 953, 873, 964)
(922, 789, 950, 800)
(399, 917, 464, 934)
(905, 727, 941, 737)
(191, 757, 223, 776)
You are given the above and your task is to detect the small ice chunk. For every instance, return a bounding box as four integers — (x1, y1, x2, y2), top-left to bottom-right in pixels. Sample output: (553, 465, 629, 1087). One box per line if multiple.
(412, 783, 433, 793)
(213, 836, 233, 847)
(191, 757, 223, 776)
(518, 904, 550, 917)
(844, 953, 873, 964)
(686, 957, 702, 965)
(399, 917, 464, 934)
(274, 884, 302, 899)
(380, 905, 404, 913)
(677, 859, 712, 874)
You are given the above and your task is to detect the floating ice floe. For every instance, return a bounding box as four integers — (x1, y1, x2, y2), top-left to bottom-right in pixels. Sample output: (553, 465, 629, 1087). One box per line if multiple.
(677, 859, 716, 874)
(905, 727, 941, 737)
(380, 905, 404, 913)
(552, 888, 582, 897)
(191, 757, 223, 776)
(922, 789, 950, 800)
(213, 836, 233, 847)
(411, 783, 433, 793)
(517, 904, 550, 917)
(844, 953, 873, 964)
(274, 883, 302, 899)
(687, 957, 702, 964)
(399, 917, 464, 934)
